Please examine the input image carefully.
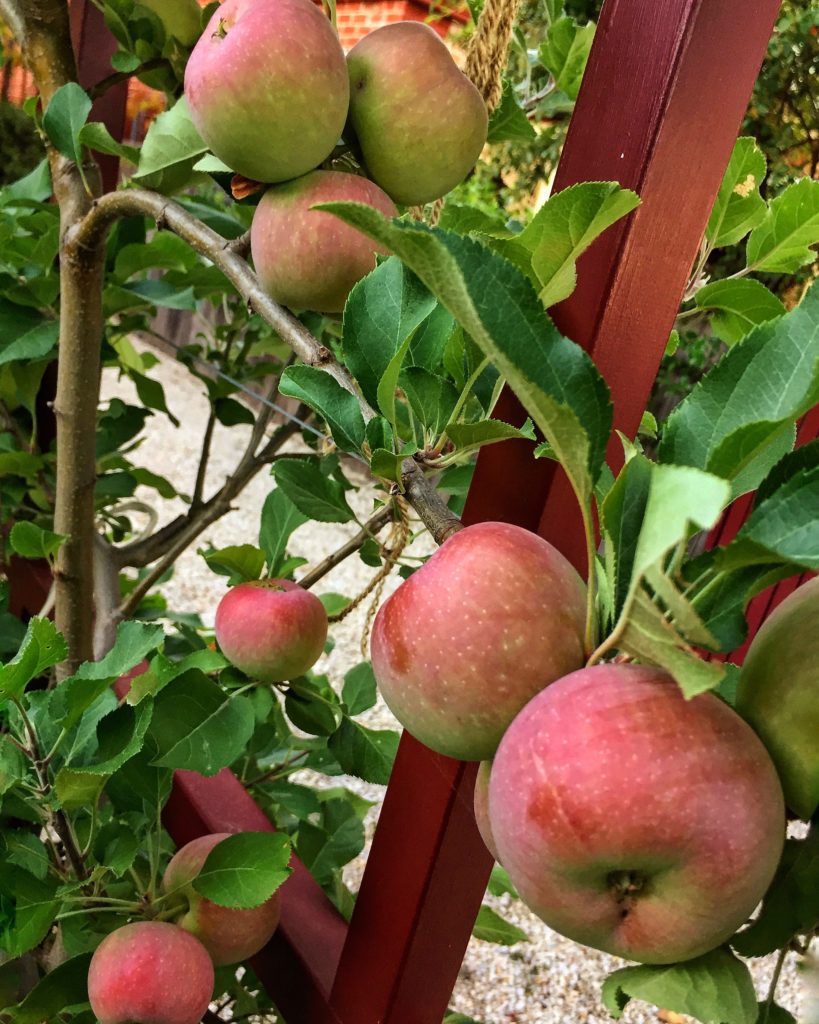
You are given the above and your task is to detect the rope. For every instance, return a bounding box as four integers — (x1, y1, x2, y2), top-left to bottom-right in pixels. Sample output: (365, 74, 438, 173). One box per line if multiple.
(465, 0, 522, 114)
(325, 497, 411, 654)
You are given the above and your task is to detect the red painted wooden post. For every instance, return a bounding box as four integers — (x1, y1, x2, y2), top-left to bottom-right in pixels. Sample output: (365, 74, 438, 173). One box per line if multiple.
(326, 2, 782, 1022)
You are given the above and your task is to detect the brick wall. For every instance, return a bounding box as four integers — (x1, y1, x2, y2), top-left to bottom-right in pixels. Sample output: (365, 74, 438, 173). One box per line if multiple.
(336, 0, 463, 49)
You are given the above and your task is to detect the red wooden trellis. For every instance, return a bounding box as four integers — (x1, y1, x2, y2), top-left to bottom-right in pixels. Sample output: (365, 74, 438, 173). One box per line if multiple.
(58, 0, 813, 1020)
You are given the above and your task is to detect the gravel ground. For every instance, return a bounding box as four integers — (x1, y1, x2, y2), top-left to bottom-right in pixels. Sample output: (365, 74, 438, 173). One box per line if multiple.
(100, 343, 806, 1024)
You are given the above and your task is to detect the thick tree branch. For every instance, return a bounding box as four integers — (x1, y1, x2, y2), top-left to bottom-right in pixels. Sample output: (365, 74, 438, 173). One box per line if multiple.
(6, 0, 105, 673)
(70, 190, 352, 391)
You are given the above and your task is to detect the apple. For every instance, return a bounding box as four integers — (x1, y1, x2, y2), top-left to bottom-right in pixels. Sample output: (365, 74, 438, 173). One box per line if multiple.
(87, 921, 214, 1024)
(736, 576, 819, 820)
(473, 761, 499, 861)
(370, 521, 587, 761)
(346, 23, 488, 205)
(488, 663, 785, 964)
(251, 169, 397, 313)
(137, 0, 202, 45)
(163, 833, 281, 966)
(184, 0, 349, 183)
(214, 578, 327, 682)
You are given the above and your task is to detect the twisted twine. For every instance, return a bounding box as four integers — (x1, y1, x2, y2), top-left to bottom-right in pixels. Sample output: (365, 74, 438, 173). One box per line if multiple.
(325, 497, 411, 654)
(465, 0, 522, 113)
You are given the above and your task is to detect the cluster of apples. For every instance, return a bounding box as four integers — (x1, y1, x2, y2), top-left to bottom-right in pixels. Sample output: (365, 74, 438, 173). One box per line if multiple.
(87, 833, 281, 1024)
(184, 0, 488, 313)
(371, 522, 817, 964)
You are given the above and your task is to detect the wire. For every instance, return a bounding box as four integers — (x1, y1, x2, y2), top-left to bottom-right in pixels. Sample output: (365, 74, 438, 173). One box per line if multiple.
(146, 329, 327, 441)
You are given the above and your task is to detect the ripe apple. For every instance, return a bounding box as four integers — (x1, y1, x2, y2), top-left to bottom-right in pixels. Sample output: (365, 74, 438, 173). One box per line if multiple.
(489, 663, 785, 964)
(251, 169, 397, 313)
(370, 521, 587, 761)
(346, 22, 488, 205)
(87, 921, 214, 1024)
(163, 833, 281, 966)
(214, 579, 327, 682)
(736, 576, 819, 820)
(473, 761, 499, 861)
(184, 0, 349, 183)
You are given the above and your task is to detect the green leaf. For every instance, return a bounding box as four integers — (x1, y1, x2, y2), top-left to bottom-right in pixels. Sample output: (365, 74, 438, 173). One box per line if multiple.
(437, 204, 510, 240)
(746, 177, 819, 273)
(601, 458, 730, 694)
(285, 676, 344, 736)
(731, 828, 819, 957)
(757, 1004, 796, 1024)
(12, 952, 92, 1023)
(4, 832, 50, 881)
(58, 621, 164, 729)
(694, 279, 785, 347)
(0, 159, 52, 203)
(0, 319, 59, 367)
(0, 617, 66, 702)
(487, 80, 536, 143)
(714, 464, 819, 573)
(214, 396, 255, 427)
(376, 329, 414, 428)
(192, 832, 292, 909)
(295, 799, 365, 886)
(54, 766, 107, 811)
(327, 718, 399, 784)
(706, 137, 767, 247)
(601, 948, 758, 1024)
(504, 181, 640, 308)
(616, 588, 727, 697)
(538, 16, 595, 100)
(259, 487, 308, 576)
(132, 96, 208, 193)
(8, 521, 65, 560)
(447, 417, 535, 455)
(271, 458, 354, 523)
(319, 204, 612, 510)
(487, 865, 518, 898)
(42, 83, 91, 166)
(0, 872, 58, 956)
(342, 256, 436, 411)
(400, 367, 459, 437)
(660, 279, 819, 495)
(279, 365, 366, 453)
(78, 121, 139, 164)
(90, 699, 154, 774)
(342, 662, 377, 716)
(369, 447, 406, 483)
(472, 905, 528, 945)
(203, 544, 266, 586)
(125, 279, 197, 310)
(147, 648, 228, 696)
(114, 232, 199, 279)
(0, 735, 26, 795)
(149, 670, 256, 775)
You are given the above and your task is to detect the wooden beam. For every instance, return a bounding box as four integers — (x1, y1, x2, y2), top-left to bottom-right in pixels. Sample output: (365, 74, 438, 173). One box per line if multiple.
(326, 1, 781, 1021)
